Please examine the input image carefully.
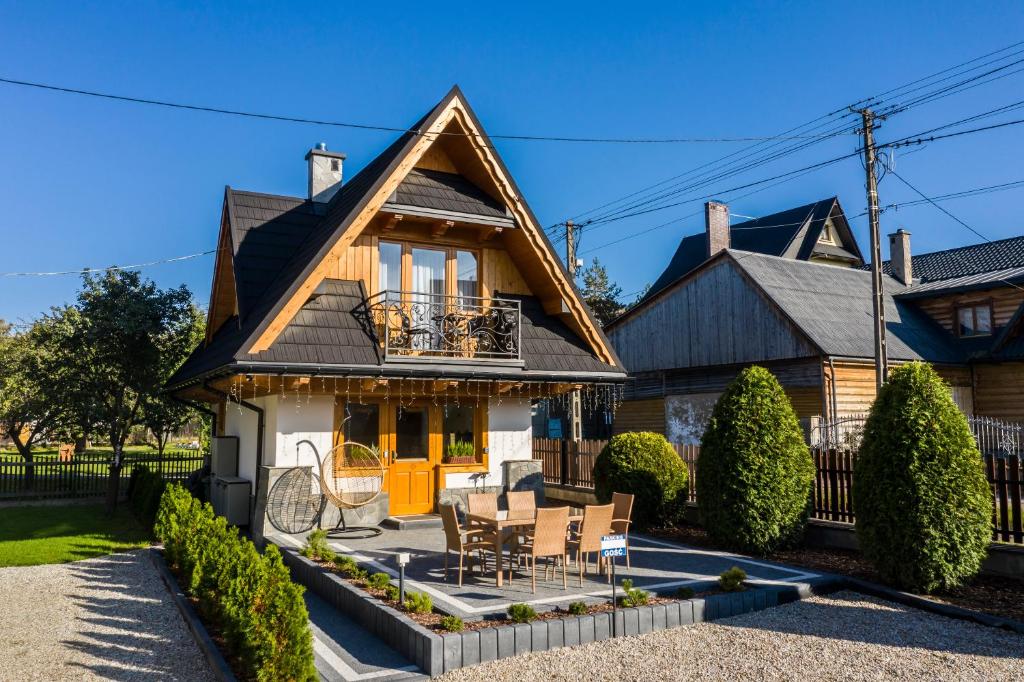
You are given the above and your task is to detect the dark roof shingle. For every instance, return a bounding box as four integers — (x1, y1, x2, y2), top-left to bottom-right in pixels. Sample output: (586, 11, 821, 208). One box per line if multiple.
(880, 235, 1024, 283)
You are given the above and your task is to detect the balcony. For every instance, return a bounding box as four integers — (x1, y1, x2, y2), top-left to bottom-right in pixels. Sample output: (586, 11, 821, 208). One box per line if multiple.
(367, 291, 521, 362)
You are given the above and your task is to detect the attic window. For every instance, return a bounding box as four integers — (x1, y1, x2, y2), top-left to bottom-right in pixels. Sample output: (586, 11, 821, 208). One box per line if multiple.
(818, 220, 836, 245)
(331, 159, 340, 172)
(957, 304, 992, 337)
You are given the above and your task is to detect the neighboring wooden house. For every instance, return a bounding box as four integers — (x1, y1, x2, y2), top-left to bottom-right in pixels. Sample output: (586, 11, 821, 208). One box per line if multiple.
(167, 87, 625, 535)
(606, 199, 1024, 442)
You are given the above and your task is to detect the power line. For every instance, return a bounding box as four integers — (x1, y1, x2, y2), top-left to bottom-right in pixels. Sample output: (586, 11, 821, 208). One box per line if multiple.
(0, 76, 845, 146)
(0, 249, 216, 277)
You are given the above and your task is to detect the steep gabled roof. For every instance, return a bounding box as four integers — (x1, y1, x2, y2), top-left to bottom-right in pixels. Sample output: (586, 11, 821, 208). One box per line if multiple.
(728, 251, 963, 363)
(636, 197, 862, 309)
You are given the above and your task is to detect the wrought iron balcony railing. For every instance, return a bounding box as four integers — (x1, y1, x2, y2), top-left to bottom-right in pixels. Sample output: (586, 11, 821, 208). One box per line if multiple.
(366, 291, 521, 361)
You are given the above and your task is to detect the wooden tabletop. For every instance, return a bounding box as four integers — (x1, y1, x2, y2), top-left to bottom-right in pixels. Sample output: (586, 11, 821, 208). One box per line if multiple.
(466, 508, 584, 529)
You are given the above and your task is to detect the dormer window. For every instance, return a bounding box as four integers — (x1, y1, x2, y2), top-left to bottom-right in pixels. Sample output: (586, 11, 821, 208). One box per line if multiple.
(818, 220, 836, 245)
(957, 304, 992, 337)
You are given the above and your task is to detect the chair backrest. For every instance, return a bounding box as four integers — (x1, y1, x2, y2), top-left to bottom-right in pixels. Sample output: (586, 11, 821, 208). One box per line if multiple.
(467, 492, 498, 517)
(506, 490, 536, 515)
(578, 503, 615, 553)
(439, 503, 462, 551)
(531, 506, 569, 558)
(611, 492, 634, 533)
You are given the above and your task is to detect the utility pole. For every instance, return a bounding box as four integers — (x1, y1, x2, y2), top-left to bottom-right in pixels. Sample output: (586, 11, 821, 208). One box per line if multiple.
(859, 108, 888, 389)
(565, 220, 583, 442)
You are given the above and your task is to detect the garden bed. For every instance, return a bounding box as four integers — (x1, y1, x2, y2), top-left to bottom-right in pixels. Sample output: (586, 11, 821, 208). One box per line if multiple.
(654, 523, 1024, 624)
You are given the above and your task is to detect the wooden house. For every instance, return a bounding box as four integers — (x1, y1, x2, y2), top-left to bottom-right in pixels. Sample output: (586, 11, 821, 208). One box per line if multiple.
(606, 199, 1024, 442)
(166, 87, 625, 535)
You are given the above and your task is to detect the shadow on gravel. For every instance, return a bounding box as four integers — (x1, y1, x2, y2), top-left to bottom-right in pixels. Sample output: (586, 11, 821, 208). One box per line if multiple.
(60, 552, 199, 680)
(723, 590, 1024, 660)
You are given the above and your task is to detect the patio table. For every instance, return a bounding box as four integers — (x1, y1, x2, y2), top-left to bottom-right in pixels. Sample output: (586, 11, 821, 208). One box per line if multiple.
(465, 507, 584, 587)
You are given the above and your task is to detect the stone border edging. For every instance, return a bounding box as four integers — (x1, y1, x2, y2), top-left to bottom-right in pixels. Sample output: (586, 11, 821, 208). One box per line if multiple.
(280, 546, 842, 675)
(149, 547, 238, 682)
(838, 576, 1024, 635)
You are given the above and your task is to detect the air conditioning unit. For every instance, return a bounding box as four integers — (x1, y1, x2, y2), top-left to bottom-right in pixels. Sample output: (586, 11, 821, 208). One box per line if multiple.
(211, 476, 250, 526)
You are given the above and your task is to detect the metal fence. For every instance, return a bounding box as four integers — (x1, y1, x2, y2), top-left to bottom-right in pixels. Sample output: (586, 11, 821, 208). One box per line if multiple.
(534, 414, 1024, 544)
(0, 451, 207, 500)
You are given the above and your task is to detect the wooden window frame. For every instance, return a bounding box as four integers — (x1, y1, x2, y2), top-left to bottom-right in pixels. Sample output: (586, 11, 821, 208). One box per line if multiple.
(378, 239, 480, 300)
(954, 300, 995, 337)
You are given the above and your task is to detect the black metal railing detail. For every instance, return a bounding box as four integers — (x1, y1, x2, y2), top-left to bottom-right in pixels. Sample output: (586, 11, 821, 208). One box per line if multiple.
(367, 291, 521, 361)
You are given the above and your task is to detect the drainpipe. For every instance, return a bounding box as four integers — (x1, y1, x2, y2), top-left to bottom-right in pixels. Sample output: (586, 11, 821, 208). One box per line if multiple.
(205, 381, 265, 518)
(827, 357, 839, 422)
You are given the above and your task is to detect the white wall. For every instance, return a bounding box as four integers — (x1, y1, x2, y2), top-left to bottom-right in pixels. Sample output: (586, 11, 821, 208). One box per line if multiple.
(445, 398, 532, 489)
(222, 398, 260, 484)
(270, 395, 335, 471)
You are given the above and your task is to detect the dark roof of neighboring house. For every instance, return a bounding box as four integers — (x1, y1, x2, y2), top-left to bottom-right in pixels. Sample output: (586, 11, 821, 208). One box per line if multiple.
(729, 251, 964, 363)
(881, 235, 1024, 283)
(167, 283, 620, 388)
(386, 168, 510, 220)
(638, 197, 863, 307)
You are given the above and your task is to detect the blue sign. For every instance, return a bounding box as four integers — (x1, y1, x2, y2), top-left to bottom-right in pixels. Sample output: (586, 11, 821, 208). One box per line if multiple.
(547, 419, 563, 439)
(600, 534, 627, 558)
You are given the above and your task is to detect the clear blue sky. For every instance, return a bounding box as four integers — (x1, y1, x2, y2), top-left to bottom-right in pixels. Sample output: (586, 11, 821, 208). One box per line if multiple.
(2, 1, 1023, 322)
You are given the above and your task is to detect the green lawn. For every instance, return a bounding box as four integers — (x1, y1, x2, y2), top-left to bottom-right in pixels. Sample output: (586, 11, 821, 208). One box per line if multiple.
(0, 445, 162, 462)
(0, 504, 151, 567)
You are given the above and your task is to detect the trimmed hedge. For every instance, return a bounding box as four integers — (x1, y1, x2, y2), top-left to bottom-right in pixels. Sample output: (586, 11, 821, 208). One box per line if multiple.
(697, 366, 814, 554)
(155, 484, 317, 681)
(854, 362, 991, 593)
(593, 432, 688, 529)
(128, 465, 166, 530)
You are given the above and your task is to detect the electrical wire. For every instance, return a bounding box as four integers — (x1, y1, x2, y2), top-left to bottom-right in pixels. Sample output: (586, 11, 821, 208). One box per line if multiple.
(0, 249, 216, 277)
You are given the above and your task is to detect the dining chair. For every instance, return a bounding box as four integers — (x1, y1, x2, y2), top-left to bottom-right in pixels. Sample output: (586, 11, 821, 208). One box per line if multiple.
(508, 505, 570, 593)
(466, 491, 502, 556)
(567, 503, 615, 585)
(440, 503, 496, 586)
(506, 490, 537, 561)
(611, 492, 635, 568)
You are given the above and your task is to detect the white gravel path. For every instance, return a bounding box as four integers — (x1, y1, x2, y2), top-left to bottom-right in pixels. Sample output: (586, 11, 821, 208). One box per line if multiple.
(438, 591, 1024, 681)
(0, 549, 215, 681)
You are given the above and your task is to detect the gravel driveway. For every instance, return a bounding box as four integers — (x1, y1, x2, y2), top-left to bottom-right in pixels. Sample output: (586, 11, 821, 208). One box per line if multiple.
(438, 591, 1024, 681)
(0, 549, 214, 681)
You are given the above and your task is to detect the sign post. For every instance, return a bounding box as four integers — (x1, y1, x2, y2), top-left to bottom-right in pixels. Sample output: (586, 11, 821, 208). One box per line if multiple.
(600, 534, 627, 637)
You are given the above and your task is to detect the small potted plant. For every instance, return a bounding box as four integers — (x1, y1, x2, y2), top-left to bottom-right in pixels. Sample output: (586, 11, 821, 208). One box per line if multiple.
(443, 440, 477, 464)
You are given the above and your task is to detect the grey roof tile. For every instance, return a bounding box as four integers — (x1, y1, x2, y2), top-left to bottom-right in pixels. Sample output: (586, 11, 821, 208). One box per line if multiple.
(879, 235, 1024, 283)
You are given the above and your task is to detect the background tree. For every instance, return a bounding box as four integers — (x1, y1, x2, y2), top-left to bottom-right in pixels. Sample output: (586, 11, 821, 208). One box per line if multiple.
(0, 319, 67, 482)
(854, 362, 991, 593)
(143, 304, 205, 454)
(66, 270, 196, 511)
(579, 258, 624, 326)
(697, 366, 814, 554)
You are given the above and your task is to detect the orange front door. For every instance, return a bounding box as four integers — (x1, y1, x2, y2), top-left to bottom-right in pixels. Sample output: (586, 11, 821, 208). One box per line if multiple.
(386, 403, 438, 515)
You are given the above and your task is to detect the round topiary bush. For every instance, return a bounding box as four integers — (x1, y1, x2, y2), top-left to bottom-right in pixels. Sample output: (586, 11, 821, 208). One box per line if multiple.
(593, 431, 688, 530)
(854, 362, 990, 593)
(697, 365, 814, 555)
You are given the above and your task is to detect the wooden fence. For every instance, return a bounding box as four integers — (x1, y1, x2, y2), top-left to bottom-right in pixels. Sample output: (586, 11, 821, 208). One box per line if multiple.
(534, 437, 1024, 545)
(0, 451, 207, 500)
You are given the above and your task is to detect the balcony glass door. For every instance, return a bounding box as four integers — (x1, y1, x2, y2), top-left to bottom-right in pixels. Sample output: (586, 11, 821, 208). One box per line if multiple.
(411, 247, 446, 350)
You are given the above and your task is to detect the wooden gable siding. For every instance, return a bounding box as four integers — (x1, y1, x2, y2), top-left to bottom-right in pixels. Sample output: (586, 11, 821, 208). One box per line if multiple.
(911, 285, 1024, 334)
(607, 259, 817, 373)
(321, 228, 532, 300)
(825, 360, 972, 419)
(973, 362, 1024, 421)
(613, 398, 666, 434)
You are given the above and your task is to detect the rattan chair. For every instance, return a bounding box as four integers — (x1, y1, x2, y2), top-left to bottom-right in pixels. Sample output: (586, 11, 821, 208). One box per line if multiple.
(440, 503, 496, 586)
(506, 490, 537, 558)
(466, 491, 502, 558)
(508, 506, 570, 592)
(611, 492, 635, 568)
(567, 503, 615, 585)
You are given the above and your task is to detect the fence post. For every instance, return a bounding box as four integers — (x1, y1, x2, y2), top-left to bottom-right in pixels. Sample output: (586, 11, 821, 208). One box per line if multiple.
(560, 439, 569, 488)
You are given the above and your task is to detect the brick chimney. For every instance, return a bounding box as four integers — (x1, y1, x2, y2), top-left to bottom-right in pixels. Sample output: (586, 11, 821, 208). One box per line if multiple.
(305, 143, 346, 203)
(705, 201, 730, 258)
(889, 228, 912, 285)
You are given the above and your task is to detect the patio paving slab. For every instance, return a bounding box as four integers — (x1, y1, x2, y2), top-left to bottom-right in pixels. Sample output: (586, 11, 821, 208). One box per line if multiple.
(271, 529, 819, 621)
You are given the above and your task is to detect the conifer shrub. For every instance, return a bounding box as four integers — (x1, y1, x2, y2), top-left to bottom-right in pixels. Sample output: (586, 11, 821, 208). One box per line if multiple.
(128, 465, 166, 531)
(367, 572, 391, 590)
(593, 431, 689, 529)
(618, 579, 650, 607)
(154, 484, 316, 681)
(854, 362, 991, 593)
(718, 566, 747, 592)
(440, 615, 465, 632)
(404, 591, 433, 615)
(567, 601, 588, 615)
(697, 366, 814, 554)
(507, 603, 537, 623)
